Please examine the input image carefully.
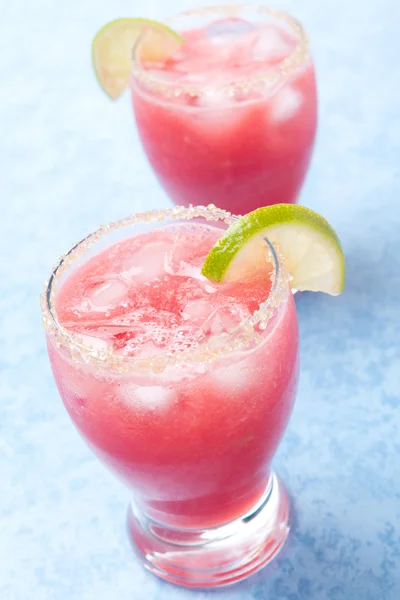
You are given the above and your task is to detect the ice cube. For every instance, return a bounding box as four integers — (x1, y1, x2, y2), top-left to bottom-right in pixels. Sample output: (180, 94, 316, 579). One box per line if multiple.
(165, 242, 208, 280)
(204, 283, 217, 294)
(181, 299, 214, 324)
(270, 85, 302, 123)
(206, 19, 255, 40)
(192, 90, 246, 132)
(196, 88, 227, 109)
(136, 386, 173, 409)
(207, 307, 241, 335)
(120, 241, 172, 283)
(89, 279, 128, 309)
(78, 334, 109, 351)
(251, 27, 293, 62)
(167, 260, 206, 280)
(121, 383, 172, 410)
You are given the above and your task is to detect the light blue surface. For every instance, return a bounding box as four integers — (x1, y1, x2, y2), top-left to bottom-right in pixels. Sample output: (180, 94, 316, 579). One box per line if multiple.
(1, 0, 400, 598)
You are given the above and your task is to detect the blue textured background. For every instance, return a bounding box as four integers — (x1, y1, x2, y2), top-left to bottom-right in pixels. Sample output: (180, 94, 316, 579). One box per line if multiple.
(1, 0, 400, 598)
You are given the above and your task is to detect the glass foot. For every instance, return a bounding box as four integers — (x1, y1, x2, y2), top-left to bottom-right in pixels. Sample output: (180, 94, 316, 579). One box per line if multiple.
(126, 473, 290, 588)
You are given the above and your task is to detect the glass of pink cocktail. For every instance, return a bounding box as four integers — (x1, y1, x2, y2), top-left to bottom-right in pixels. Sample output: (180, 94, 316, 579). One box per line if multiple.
(41, 205, 299, 587)
(131, 5, 317, 214)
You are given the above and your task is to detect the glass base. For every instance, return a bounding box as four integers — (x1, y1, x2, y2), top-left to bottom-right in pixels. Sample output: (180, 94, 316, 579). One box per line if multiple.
(126, 473, 290, 588)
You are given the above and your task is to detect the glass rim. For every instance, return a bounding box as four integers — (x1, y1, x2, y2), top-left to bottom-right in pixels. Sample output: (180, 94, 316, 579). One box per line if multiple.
(41, 205, 290, 375)
(131, 4, 309, 100)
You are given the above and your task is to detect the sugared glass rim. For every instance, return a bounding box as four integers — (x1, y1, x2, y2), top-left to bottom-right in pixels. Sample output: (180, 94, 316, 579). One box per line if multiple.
(41, 205, 290, 374)
(131, 4, 309, 100)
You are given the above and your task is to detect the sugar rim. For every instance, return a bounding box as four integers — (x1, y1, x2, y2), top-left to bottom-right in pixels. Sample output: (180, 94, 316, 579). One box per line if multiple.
(131, 4, 309, 99)
(41, 205, 290, 374)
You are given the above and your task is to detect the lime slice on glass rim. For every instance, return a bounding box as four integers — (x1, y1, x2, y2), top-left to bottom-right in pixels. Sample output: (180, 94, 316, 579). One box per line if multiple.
(201, 204, 345, 295)
(92, 18, 184, 99)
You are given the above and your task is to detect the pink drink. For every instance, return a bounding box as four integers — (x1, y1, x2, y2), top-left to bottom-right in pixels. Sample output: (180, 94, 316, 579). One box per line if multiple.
(48, 223, 298, 527)
(43, 207, 299, 585)
(131, 8, 317, 214)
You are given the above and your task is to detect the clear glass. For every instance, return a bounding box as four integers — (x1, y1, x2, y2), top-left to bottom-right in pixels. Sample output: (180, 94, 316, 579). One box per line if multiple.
(41, 205, 299, 588)
(131, 5, 317, 215)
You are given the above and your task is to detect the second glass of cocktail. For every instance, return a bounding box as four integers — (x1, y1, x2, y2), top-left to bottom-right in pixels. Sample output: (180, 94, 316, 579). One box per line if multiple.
(129, 5, 317, 214)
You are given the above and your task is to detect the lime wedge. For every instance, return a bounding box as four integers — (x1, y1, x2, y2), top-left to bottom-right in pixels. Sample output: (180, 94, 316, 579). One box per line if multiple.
(92, 18, 183, 99)
(201, 205, 345, 295)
